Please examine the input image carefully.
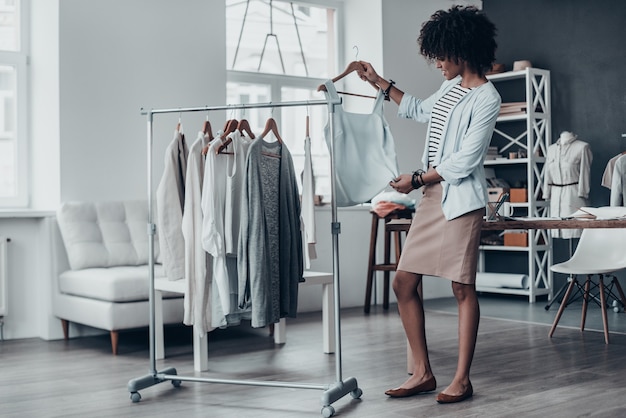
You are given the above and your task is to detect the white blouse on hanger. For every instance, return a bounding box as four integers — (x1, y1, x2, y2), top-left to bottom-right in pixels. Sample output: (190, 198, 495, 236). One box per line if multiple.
(201, 130, 253, 327)
(156, 129, 188, 280)
(182, 131, 214, 335)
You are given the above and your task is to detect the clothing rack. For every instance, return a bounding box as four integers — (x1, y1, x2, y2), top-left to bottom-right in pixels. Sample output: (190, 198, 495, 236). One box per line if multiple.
(127, 98, 361, 417)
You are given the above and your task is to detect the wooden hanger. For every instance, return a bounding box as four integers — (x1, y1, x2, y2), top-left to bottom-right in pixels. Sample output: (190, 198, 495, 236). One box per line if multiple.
(305, 115, 310, 138)
(316, 61, 377, 99)
(216, 119, 238, 155)
(261, 117, 282, 144)
(237, 119, 256, 139)
(200, 119, 214, 156)
(202, 118, 214, 140)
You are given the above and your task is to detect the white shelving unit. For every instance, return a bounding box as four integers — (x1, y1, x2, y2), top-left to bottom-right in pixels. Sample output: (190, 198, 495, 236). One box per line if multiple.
(478, 68, 553, 303)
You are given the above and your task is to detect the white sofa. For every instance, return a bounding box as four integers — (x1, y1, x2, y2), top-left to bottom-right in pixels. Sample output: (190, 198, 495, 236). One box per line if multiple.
(53, 200, 184, 355)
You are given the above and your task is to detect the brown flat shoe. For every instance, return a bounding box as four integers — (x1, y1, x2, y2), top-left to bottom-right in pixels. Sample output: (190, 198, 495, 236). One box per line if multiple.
(436, 383, 473, 404)
(384, 376, 437, 398)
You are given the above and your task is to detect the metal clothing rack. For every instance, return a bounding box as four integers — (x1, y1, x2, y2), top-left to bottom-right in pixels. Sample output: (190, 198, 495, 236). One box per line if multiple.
(127, 98, 361, 417)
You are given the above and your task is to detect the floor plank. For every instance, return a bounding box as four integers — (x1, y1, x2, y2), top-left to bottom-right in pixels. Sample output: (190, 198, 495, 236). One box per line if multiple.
(1, 296, 625, 417)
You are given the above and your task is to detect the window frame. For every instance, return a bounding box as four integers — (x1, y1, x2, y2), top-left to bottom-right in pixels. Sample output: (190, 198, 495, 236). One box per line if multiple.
(0, 0, 29, 208)
(226, 0, 343, 200)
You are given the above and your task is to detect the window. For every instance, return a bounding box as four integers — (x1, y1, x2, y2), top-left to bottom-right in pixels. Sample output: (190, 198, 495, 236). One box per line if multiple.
(226, 0, 340, 201)
(0, 0, 28, 207)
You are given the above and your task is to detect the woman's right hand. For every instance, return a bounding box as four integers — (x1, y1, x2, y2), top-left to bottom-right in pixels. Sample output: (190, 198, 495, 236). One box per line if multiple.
(389, 173, 414, 194)
(357, 61, 380, 85)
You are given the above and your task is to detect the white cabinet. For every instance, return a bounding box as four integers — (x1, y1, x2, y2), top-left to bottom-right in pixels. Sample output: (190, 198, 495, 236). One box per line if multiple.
(478, 68, 553, 303)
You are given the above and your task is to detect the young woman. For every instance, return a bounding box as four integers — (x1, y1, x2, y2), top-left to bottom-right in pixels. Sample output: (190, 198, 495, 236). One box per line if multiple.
(358, 5, 500, 404)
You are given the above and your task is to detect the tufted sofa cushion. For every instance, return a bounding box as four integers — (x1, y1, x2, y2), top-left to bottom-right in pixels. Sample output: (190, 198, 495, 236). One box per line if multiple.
(57, 264, 178, 302)
(57, 200, 159, 270)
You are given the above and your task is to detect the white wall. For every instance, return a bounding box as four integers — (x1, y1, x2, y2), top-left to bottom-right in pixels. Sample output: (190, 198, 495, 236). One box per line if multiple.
(58, 0, 226, 202)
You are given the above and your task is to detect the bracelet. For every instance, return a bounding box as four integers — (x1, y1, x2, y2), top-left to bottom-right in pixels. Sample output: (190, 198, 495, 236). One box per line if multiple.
(411, 169, 425, 189)
(383, 79, 395, 101)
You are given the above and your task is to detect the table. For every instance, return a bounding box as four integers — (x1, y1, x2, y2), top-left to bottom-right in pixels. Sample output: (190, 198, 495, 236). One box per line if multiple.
(387, 217, 626, 232)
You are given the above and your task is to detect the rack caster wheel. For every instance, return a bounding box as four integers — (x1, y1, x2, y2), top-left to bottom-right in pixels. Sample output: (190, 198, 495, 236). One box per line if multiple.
(350, 388, 363, 399)
(171, 380, 182, 388)
(130, 392, 141, 403)
(612, 300, 623, 313)
(321, 405, 335, 417)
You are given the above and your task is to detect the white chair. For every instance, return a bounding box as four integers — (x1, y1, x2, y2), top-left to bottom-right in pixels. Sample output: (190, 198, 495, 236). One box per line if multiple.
(549, 228, 626, 344)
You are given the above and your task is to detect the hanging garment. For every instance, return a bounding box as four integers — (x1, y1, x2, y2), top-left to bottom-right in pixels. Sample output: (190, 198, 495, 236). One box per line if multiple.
(610, 154, 626, 206)
(182, 131, 214, 335)
(543, 132, 592, 238)
(322, 80, 399, 207)
(602, 153, 624, 189)
(156, 129, 188, 280)
(238, 137, 303, 328)
(201, 131, 252, 326)
(301, 133, 317, 269)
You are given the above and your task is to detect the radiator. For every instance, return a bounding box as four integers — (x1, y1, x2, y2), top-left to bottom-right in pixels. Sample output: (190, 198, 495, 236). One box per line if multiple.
(0, 236, 8, 317)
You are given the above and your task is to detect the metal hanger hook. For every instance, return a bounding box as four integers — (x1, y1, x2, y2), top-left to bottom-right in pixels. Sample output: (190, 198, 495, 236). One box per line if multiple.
(353, 45, 359, 61)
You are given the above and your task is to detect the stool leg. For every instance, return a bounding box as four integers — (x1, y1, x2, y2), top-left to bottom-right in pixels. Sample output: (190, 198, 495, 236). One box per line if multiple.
(383, 222, 391, 311)
(364, 214, 379, 314)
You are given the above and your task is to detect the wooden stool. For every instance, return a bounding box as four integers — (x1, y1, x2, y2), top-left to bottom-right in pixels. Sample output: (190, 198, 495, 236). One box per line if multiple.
(364, 208, 413, 313)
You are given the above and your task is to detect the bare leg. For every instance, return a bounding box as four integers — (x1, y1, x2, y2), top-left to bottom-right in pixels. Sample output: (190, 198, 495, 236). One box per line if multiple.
(439, 281, 479, 396)
(389, 270, 434, 389)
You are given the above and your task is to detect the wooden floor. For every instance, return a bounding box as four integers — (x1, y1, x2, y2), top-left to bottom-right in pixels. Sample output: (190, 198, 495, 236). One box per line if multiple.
(2, 296, 626, 418)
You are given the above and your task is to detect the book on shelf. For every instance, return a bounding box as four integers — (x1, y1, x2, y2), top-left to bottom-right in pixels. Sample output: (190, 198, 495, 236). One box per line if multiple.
(499, 101, 527, 115)
(498, 101, 545, 116)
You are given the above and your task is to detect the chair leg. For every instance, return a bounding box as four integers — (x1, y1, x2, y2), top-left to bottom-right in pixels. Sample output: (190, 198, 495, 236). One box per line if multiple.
(61, 319, 69, 340)
(612, 277, 626, 309)
(598, 275, 610, 344)
(549, 277, 578, 338)
(580, 276, 591, 332)
(364, 214, 379, 314)
(110, 331, 119, 355)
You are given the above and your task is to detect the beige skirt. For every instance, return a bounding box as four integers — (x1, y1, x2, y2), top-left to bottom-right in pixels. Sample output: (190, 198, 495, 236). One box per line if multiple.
(397, 183, 484, 284)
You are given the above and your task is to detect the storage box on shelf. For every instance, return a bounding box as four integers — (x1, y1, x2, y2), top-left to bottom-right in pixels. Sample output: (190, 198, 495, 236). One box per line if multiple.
(509, 188, 528, 203)
(504, 231, 529, 247)
(479, 68, 553, 303)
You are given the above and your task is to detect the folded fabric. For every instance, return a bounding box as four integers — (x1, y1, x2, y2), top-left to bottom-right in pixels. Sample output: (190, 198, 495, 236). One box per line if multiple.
(371, 190, 416, 209)
(371, 202, 407, 218)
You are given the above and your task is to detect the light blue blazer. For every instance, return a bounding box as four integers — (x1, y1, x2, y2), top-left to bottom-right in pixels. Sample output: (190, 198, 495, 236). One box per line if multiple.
(398, 77, 501, 220)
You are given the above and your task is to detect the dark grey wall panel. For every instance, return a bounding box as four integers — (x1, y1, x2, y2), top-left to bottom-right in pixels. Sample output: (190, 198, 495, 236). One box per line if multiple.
(484, 0, 626, 206)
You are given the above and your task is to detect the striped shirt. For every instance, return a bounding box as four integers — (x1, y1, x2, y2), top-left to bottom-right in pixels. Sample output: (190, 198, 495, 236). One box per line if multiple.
(428, 83, 472, 165)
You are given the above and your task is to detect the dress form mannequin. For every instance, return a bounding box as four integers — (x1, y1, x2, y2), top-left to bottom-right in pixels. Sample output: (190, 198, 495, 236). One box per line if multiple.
(543, 131, 592, 239)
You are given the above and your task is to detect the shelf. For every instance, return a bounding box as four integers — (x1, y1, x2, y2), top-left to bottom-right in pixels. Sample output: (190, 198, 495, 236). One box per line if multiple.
(485, 157, 528, 165)
(496, 112, 549, 123)
(481, 67, 552, 303)
(486, 67, 550, 82)
(479, 244, 550, 252)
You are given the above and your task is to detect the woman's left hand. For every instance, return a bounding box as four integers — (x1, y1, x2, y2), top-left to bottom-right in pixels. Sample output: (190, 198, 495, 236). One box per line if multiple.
(389, 173, 413, 194)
